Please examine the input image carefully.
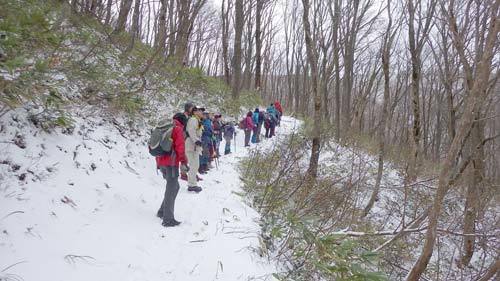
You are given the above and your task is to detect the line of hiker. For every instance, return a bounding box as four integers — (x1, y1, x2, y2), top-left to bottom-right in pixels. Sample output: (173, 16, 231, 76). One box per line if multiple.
(148, 101, 283, 227)
(240, 101, 283, 147)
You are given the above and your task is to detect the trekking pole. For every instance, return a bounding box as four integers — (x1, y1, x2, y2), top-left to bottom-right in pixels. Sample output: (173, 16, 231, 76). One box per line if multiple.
(212, 139, 219, 170)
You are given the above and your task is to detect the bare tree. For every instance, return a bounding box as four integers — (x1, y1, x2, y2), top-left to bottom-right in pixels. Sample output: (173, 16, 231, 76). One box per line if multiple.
(254, 0, 265, 91)
(301, 0, 321, 178)
(232, 0, 244, 99)
(406, 1, 499, 280)
(221, 0, 232, 84)
(363, 0, 396, 217)
(406, 0, 437, 181)
(114, 0, 133, 34)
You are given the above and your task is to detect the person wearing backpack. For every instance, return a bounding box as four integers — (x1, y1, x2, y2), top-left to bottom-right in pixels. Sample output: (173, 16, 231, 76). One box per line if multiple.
(244, 111, 255, 147)
(264, 112, 271, 138)
(154, 113, 189, 227)
(200, 112, 213, 174)
(213, 114, 223, 157)
(222, 121, 235, 154)
(256, 110, 265, 143)
(251, 108, 260, 144)
(266, 104, 278, 138)
(274, 100, 283, 126)
(185, 106, 204, 193)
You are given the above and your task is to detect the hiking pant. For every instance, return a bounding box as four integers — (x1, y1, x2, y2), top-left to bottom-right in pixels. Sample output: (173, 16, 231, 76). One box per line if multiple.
(244, 129, 251, 146)
(270, 125, 276, 137)
(224, 137, 232, 154)
(186, 150, 199, 187)
(216, 136, 222, 156)
(256, 122, 263, 142)
(265, 127, 270, 138)
(201, 142, 210, 165)
(158, 166, 180, 222)
(252, 126, 258, 143)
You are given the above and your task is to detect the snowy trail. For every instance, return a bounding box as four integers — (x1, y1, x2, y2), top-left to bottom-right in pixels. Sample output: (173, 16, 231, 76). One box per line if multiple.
(0, 112, 298, 281)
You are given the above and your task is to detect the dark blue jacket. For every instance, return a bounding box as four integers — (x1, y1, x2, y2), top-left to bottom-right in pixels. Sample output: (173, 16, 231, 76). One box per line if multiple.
(202, 118, 213, 144)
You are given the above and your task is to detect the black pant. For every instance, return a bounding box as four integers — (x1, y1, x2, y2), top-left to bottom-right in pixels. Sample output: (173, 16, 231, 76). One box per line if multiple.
(270, 124, 275, 137)
(244, 129, 251, 146)
(158, 166, 180, 222)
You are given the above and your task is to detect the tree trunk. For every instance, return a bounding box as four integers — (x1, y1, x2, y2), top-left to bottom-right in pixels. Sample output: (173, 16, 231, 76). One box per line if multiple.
(255, 0, 263, 90)
(232, 0, 244, 99)
(221, 0, 232, 85)
(301, 0, 321, 179)
(155, 0, 168, 51)
(363, 0, 393, 217)
(126, 0, 142, 51)
(104, 0, 112, 25)
(243, 0, 253, 90)
(114, 0, 134, 34)
(407, 0, 422, 181)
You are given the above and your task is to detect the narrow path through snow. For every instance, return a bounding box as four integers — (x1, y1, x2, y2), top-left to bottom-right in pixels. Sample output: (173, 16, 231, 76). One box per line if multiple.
(0, 114, 299, 281)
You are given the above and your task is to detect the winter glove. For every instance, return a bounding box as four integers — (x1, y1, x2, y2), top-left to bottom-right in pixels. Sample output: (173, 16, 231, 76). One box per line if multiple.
(195, 140, 202, 146)
(180, 164, 190, 174)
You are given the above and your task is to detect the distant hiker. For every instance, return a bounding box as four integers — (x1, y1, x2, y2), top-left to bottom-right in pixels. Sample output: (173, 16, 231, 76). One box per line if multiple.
(185, 105, 204, 193)
(256, 109, 265, 143)
(155, 113, 189, 227)
(266, 104, 278, 138)
(200, 112, 213, 174)
(251, 108, 260, 143)
(243, 111, 255, 147)
(264, 112, 271, 138)
(213, 114, 223, 157)
(223, 121, 236, 155)
(274, 100, 283, 126)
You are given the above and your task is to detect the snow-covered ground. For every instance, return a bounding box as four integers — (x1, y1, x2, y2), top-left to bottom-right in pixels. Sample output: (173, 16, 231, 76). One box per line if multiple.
(0, 110, 298, 281)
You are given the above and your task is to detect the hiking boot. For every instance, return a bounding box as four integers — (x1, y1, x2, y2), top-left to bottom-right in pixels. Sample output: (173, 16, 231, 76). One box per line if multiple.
(162, 219, 181, 227)
(188, 186, 202, 193)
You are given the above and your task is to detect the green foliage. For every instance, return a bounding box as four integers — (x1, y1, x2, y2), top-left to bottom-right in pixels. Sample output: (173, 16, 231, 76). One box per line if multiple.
(111, 92, 145, 116)
(0, 0, 62, 59)
(219, 89, 263, 117)
(34, 58, 49, 73)
(2, 56, 25, 74)
(171, 66, 209, 90)
(26, 89, 74, 132)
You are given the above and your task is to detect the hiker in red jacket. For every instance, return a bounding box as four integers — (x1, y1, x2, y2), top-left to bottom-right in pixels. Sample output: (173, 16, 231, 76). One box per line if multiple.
(156, 113, 189, 227)
(274, 100, 283, 126)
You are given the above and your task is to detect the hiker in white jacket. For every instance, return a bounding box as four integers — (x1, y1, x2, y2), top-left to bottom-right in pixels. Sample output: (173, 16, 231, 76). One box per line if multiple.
(185, 106, 204, 192)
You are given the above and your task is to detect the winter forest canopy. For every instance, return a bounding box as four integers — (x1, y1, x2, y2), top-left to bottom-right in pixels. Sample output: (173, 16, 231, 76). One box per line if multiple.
(1, 0, 499, 280)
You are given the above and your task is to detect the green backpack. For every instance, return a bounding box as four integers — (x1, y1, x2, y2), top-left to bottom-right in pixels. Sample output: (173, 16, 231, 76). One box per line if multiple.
(148, 119, 174, 157)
